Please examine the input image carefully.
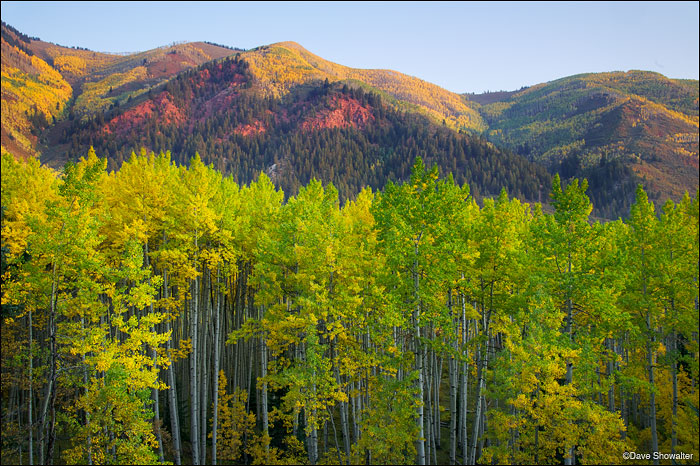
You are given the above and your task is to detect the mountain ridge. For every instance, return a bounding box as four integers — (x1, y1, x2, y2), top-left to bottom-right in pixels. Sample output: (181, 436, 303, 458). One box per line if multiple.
(239, 41, 487, 132)
(2, 22, 697, 218)
(1, 21, 239, 159)
(47, 56, 549, 204)
(465, 70, 698, 216)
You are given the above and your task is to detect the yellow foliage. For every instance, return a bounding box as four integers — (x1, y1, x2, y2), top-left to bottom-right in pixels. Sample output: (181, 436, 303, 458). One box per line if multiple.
(168, 338, 191, 362)
(0, 153, 59, 257)
(53, 55, 87, 76)
(62, 369, 163, 465)
(242, 42, 486, 132)
(74, 66, 148, 116)
(214, 370, 256, 463)
(1, 44, 72, 157)
(37, 42, 119, 76)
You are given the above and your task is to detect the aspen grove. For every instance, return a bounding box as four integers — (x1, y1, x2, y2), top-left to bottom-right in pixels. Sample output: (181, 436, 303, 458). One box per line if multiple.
(1, 149, 698, 465)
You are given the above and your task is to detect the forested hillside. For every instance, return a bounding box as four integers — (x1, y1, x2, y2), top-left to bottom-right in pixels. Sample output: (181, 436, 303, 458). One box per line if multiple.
(1, 22, 72, 160)
(49, 56, 548, 203)
(240, 41, 487, 132)
(2, 150, 698, 465)
(1, 21, 236, 160)
(3, 21, 698, 218)
(467, 71, 699, 218)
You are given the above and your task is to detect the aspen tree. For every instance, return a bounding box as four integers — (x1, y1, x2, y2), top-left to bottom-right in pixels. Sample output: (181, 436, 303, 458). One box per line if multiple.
(625, 186, 662, 463)
(1, 152, 60, 465)
(373, 159, 471, 465)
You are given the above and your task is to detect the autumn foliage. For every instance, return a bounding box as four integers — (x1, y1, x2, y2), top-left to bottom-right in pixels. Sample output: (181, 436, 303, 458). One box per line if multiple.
(2, 149, 698, 465)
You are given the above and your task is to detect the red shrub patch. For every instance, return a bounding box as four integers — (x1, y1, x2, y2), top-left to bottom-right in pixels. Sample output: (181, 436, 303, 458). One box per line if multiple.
(300, 95, 374, 131)
(105, 91, 185, 134)
(234, 119, 266, 136)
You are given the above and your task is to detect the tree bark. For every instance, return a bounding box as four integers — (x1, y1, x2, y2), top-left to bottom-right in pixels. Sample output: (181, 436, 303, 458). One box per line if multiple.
(212, 267, 221, 465)
(461, 299, 469, 466)
(190, 258, 200, 465)
(199, 269, 211, 464)
(28, 307, 34, 466)
(45, 259, 59, 465)
(647, 311, 659, 465)
(164, 268, 182, 465)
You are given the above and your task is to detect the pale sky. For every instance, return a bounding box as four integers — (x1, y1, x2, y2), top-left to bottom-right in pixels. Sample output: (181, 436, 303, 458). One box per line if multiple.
(2, 1, 698, 93)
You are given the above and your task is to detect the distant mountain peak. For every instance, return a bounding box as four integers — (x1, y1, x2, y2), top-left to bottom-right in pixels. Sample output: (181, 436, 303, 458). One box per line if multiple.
(270, 40, 309, 51)
(240, 41, 486, 133)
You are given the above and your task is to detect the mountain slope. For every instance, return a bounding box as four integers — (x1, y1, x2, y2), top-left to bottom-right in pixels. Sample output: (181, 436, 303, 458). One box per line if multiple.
(30, 37, 239, 117)
(241, 41, 487, 133)
(467, 71, 699, 216)
(49, 56, 549, 202)
(1, 21, 238, 159)
(2, 21, 697, 218)
(1, 22, 72, 159)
